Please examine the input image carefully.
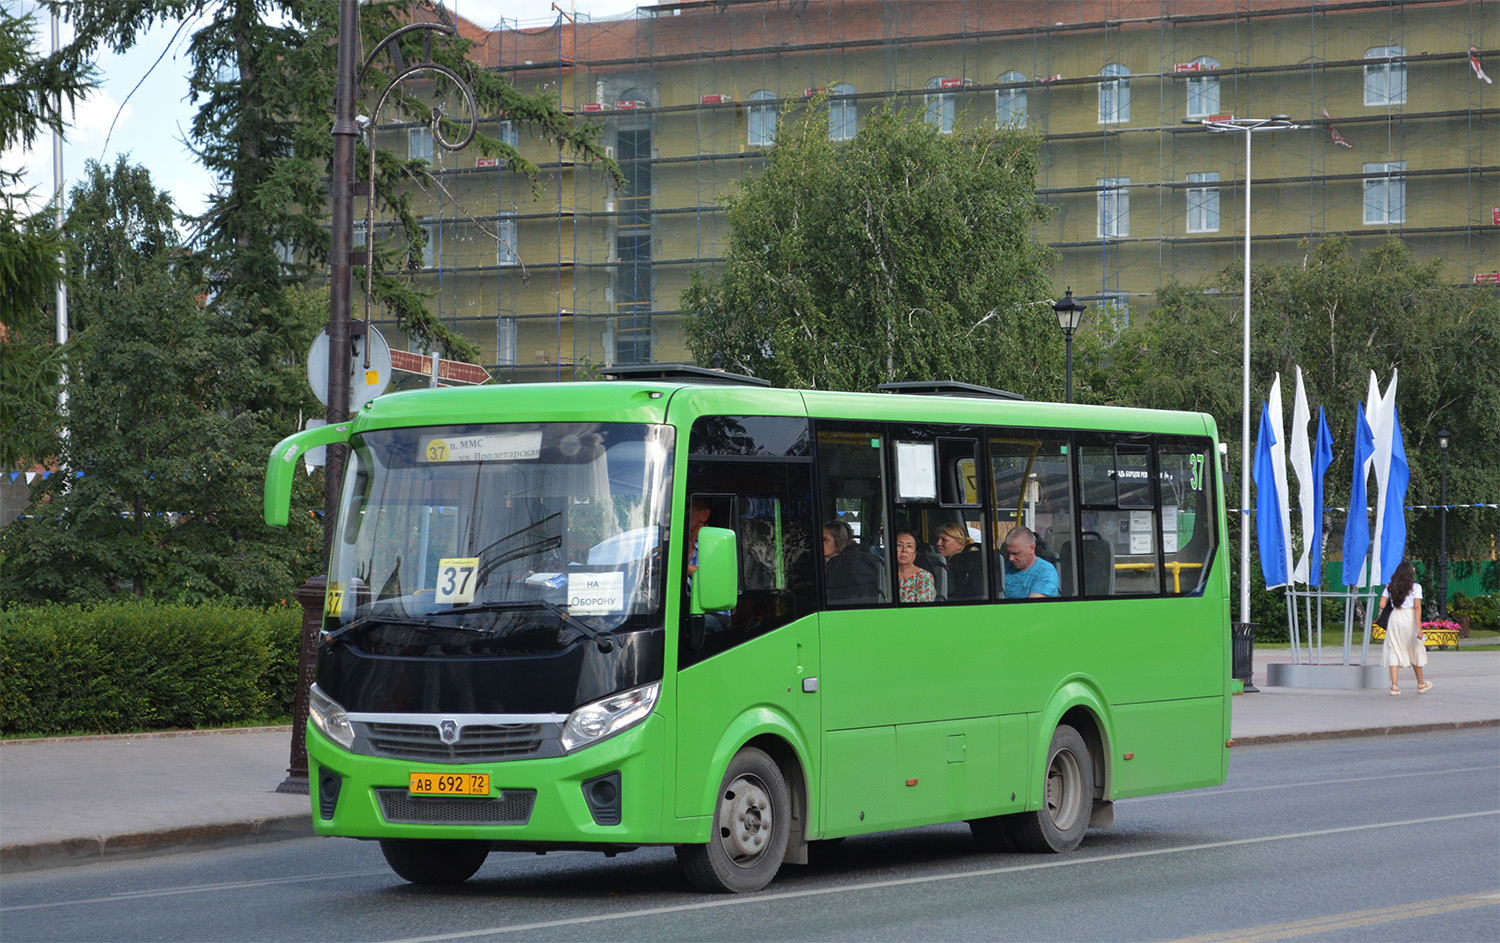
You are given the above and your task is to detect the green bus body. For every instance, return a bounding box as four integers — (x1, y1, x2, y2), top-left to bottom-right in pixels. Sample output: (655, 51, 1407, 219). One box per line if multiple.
(267, 379, 1231, 889)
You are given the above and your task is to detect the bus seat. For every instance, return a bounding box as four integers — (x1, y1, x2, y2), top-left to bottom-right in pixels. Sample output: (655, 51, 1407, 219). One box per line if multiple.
(1057, 541, 1076, 597)
(1080, 532, 1114, 596)
(916, 549, 947, 601)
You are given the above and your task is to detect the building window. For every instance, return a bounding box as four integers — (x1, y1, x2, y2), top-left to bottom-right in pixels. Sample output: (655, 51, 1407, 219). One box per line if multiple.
(353, 219, 367, 247)
(829, 83, 857, 141)
(1099, 64, 1130, 123)
(1098, 178, 1129, 238)
(497, 119, 518, 149)
(419, 219, 435, 268)
(1363, 161, 1406, 224)
(496, 317, 517, 367)
(409, 126, 434, 161)
(747, 90, 776, 147)
(1185, 57, 1220, 118)
(1186, 172, 1220, 233)
(1364, 46, 1407, 106)
(1101, 291, 1131, 329)
(996, 70, 1026, 127)
(925, 77, 955, 134)
(497, 214, 517, 266)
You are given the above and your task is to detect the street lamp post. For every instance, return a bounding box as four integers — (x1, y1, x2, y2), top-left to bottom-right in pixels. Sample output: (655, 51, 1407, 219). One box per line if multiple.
(1438, 428, 1450, 619)
(1052, 288, 1087, 404)
(1183, 114, 1300, 626)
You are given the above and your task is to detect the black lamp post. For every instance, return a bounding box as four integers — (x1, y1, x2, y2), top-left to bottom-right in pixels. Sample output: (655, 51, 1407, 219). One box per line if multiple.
(1438, 428, 1450, 619)
(1052, 288, 1087, 403)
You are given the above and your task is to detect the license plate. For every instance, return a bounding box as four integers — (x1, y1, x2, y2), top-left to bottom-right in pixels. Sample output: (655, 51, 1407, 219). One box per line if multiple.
(408, 772, 490, 797)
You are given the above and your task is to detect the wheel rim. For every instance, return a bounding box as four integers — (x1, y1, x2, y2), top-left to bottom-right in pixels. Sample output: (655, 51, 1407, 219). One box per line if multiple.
(716, 773, 775, 868)
(1044, 748, 1084, 832)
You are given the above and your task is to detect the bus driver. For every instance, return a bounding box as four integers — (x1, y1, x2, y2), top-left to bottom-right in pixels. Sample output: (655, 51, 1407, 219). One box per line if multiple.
(1002, 525, 1059, 599)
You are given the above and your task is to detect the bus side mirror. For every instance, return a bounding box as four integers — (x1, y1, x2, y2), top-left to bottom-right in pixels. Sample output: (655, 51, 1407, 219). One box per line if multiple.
(264, 423, 352, 526)
(690, 526, 738, 614)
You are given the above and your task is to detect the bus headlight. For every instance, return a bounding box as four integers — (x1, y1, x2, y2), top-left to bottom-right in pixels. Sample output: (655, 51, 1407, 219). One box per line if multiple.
(308, 684, 355, 751)
(561, 682, 659, 752)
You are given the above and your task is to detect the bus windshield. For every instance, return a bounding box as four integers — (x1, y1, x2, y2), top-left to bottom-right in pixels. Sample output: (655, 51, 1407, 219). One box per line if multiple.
(327, 422, 674, 644)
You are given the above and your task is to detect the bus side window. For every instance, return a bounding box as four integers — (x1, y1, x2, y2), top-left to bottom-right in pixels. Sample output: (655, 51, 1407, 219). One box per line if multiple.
(816, 423, 891, 607)
(1077, 439, 1160, 596)
(1158, 441, 1218, 595)
(990, 432, 1075, 598)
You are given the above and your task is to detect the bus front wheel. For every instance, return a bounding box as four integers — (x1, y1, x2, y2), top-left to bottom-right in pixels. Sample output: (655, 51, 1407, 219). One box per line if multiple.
(1008, 724, 1093, 854)
(379, 838, 490, 885)
(676, 746, 790, 893)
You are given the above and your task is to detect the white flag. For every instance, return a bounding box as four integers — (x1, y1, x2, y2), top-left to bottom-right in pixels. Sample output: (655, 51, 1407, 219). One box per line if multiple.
(1288, 367, 1314, 584)
(1267, 374, 1295, 587)
(1369, 369, 1399, 586)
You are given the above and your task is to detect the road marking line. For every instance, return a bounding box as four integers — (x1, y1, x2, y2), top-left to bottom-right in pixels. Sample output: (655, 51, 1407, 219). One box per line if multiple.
(0, 869, 385, 913)
(1126, 764, 1500, 800)
(369, 810, 1500, 943)
(1165, 890, 1500, 942)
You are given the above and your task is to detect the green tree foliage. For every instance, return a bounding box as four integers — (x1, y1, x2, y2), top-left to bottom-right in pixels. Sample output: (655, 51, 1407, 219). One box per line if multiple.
(0, 161, 324, 606)
(0, 3, 96, 467)
(56, 0, 614, 365)
(683, 103, 1060, 393)
(1093, 236, 1499, 614)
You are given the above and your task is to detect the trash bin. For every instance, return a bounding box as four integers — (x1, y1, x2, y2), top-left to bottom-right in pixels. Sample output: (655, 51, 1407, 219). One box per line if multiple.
(1232, 621, 1259, 693)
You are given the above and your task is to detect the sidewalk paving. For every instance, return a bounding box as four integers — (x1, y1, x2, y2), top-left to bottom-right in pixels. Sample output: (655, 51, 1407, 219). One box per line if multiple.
(3, 650, 1496, 875)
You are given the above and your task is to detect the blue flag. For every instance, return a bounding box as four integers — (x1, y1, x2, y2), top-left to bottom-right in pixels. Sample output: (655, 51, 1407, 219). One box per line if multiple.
(1378, 407, 1410, 580)
(1310, 408, 1334, 588)
(1253, 403, 1289, 589)
(1342, 404, 1376, 586)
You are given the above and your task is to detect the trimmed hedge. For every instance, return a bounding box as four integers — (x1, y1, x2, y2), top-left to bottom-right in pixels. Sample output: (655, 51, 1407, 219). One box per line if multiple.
(0, 601, 302, 736)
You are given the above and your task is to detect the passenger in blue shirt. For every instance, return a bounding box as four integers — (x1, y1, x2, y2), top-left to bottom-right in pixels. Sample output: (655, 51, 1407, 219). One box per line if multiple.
(1002, 525, 1059, 599)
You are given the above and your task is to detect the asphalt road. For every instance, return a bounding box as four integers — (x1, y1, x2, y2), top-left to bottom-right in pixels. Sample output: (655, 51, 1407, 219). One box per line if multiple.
(3, 730, 1496, 942)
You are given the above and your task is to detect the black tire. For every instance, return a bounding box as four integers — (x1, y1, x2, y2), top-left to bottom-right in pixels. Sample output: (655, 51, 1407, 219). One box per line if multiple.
(676, 746, 791, 893)
(1007, 724, 1093, 854)
(379, 838, 490, 885)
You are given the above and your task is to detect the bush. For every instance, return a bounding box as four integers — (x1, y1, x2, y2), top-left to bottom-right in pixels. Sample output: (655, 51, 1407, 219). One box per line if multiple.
(0, 600, 302, 736)
(1450, 593, 1500, 634)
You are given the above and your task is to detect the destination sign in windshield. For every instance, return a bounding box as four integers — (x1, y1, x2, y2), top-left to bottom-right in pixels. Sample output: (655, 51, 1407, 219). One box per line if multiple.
(420, 431, 543, 463)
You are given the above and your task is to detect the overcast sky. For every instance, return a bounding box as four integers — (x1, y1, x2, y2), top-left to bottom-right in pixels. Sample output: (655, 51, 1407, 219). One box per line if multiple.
(6, 0, 643, 225)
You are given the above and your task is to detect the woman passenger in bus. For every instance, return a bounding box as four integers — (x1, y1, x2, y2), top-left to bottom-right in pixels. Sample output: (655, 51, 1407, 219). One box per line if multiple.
(824, 519, 877, 603)
(935, 522, 982, 600)
(894, 531, 936, 603)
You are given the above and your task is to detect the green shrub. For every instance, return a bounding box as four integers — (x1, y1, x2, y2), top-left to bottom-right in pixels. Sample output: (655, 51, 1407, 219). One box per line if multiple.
(1450, 593, 1500, 633)
(0, 600, 303, 736)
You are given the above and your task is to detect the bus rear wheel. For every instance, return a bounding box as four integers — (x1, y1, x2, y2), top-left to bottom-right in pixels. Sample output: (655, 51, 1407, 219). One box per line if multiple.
(1007, 724, 1092, 854)
(676, 746, 790, 893)
(379, 838, 490, 885)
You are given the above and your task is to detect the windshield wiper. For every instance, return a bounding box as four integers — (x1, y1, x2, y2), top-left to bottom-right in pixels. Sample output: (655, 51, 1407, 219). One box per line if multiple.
(323, 613, 481, 645)
(441, 600, 615, 653)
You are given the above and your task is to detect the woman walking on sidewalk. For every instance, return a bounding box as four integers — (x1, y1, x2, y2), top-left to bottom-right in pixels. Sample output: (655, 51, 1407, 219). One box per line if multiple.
(1379, 561, 1430, 696)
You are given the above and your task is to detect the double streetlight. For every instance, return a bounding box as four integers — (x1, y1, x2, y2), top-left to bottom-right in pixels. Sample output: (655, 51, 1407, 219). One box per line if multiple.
(1438, 428, 1451, 618)
(1183, 113, 1301, 626)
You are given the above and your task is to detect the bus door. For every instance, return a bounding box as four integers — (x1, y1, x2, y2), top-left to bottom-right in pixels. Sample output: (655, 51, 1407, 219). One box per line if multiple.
(673, 417, 819, 821)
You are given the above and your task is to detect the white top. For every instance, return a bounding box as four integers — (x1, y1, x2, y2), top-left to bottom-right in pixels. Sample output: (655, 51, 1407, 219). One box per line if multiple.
(1385, 581, 1422, 610)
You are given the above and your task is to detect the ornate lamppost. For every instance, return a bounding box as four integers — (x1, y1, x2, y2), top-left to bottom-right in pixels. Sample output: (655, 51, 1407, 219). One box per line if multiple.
(1438, 428, 1450, 619)
(1051, 288, 1086, 404)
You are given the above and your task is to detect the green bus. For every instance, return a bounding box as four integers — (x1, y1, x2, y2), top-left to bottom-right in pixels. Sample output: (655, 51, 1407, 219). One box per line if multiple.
(264, 367, 1230, 893)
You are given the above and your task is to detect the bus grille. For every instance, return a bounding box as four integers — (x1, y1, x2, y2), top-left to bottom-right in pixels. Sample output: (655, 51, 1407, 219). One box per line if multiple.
(362, 723, 546, 762)
(375, 788, 537, 826)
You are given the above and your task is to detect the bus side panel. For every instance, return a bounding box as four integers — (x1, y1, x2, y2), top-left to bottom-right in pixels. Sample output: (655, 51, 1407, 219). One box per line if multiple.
(894, 717, 1002, 826)
(823, 726, 900, 838)
(673, 621, 815, 822)
(1108, 698, 1226, 798)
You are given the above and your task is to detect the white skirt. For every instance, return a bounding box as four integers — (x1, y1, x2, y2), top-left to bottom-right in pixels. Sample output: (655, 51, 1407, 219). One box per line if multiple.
(1382, 606, 1428, 669)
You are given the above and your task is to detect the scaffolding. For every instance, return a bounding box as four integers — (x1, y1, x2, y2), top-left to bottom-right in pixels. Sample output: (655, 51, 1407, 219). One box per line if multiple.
(373, 0, 1496, 377)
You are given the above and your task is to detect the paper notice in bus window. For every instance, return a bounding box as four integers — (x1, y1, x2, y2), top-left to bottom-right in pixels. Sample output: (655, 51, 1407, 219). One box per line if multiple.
(1130, 533, 1153, 555)
(420, 431, 543, 463)
(895, 441, 937, 500)
(1129, 510, 1153, 533)
(1163, 532, 1179, 554)
(1162, 506, 1179, 533)
(568, 571, 625, 614)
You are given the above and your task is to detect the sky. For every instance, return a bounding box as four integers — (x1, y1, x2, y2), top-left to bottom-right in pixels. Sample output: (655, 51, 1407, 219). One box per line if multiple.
(7, 0, 644, 225)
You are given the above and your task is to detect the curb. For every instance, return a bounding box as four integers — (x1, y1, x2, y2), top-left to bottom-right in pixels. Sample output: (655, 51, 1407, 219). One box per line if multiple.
(0, 814, 313, 876)
(1233, 717, 1500, 746)
(0, 726, 293, 748)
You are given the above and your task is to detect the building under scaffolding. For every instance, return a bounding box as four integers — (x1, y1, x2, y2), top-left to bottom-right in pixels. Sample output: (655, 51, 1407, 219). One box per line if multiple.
(363, 0, 1497, 381)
